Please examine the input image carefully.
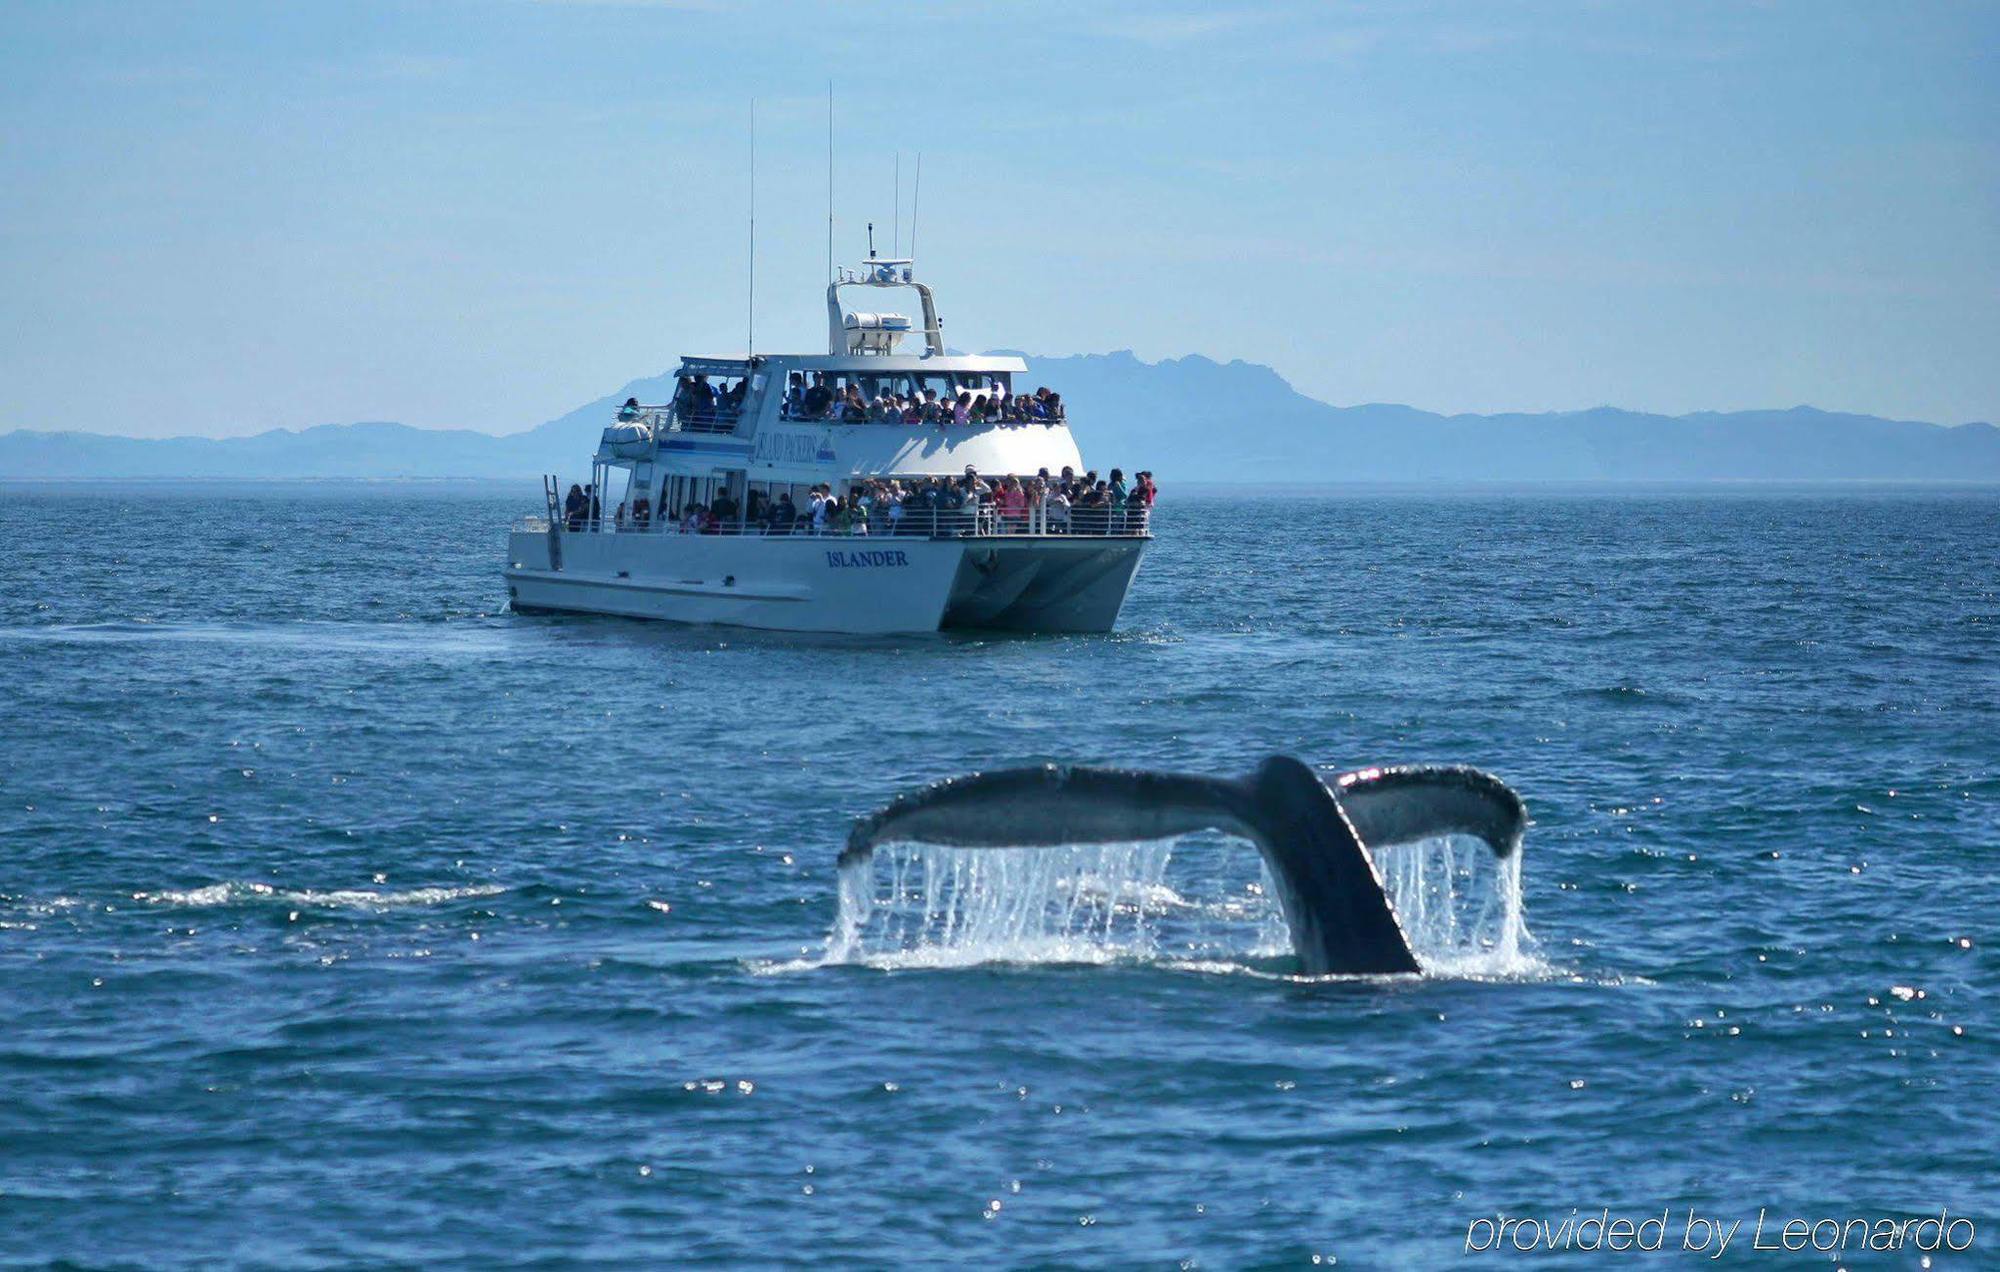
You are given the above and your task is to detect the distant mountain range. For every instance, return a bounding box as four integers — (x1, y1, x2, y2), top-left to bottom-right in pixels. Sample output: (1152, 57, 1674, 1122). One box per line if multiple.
(3, 353, 1995, 482)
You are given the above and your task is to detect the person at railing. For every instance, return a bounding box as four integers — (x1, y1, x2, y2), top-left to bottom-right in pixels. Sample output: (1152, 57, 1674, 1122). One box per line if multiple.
(711, 487, 740, 529)
(631, 495, 651, 530)
(563, 483, 587, 531)
(938, 475, 967, 531)
(765, 491, 797, 535)
(617, 397, 642, 423)
(996, 475, 1027, 532)
(949, 392, 970, 426)
(784, 372, 805, 417)
(819, 496, 846, 535)
(1071, 481, 1109, 536)
(904, 477, 938, 534)
(586, 484, 601, 530)
(1045, 480, 1071, 533)
(1124, 480, 1150, 534)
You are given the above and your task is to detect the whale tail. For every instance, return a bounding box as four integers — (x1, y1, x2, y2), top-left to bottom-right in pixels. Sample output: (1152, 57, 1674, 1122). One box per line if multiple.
(842, 755, 1527, 976)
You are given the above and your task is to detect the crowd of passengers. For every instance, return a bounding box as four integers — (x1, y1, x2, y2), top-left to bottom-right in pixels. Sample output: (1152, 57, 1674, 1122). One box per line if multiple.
(587, 466, 1158, 537)
(782, 372, 1065, 425)
(611, 372, 1069, 428)
(613, 375, 750, 426)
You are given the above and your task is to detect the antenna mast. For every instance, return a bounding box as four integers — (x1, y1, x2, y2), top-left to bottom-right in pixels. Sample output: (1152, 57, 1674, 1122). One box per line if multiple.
(747, 99, 756, 360)
(893, 152, 900, 258)
(908, 152, 922, 265)
(825, 81, 834, 284)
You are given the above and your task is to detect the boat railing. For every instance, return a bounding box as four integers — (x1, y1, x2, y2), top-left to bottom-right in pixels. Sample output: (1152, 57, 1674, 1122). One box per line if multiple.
(777, 405, 1066, 427)
(619, 404, 743, 435)
(514, 509, 1152, 540)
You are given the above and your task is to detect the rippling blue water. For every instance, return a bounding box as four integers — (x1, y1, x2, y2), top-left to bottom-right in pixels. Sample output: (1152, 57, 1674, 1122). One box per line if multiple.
(2, 482, 1996, 1268)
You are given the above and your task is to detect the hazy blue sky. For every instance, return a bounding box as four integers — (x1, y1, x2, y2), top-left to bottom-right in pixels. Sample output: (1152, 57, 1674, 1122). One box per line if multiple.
(2, 0, 1994, 438)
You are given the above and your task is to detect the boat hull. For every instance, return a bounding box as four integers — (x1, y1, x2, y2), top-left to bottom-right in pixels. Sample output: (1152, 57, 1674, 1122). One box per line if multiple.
(504, 530, 1145, 634)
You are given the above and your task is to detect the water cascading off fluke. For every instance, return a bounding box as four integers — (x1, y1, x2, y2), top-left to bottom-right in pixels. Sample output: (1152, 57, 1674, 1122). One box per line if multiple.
(827, 756, 1536, 977)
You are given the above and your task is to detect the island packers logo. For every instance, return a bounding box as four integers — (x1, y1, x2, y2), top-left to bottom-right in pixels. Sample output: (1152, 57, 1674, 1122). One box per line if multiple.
(826, 549, 910, 569)
(753, 428, 835, 465)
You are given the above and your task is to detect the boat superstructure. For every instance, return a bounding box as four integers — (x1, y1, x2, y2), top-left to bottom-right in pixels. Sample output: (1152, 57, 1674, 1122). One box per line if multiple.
(505, 258, 1152, 634)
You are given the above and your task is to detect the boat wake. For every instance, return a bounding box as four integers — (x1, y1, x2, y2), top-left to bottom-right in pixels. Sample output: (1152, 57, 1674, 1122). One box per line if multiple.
(131, 881, 506, 911)
(808, 832, 1543, 980)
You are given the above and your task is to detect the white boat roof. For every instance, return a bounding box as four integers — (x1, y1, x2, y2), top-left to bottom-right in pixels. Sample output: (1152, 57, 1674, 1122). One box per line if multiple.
(681, 353, 1028, 375)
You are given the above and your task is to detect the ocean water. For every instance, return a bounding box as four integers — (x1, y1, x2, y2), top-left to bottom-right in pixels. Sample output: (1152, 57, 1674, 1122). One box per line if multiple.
(2, 482, 1996, 1268)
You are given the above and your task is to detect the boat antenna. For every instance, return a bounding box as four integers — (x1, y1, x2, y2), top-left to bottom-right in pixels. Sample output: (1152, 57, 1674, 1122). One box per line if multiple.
(908, 152, 922, 266)
(893, 151, 900, 258)
(867, 221, 876, 259)
(825, 80, 834, 284)
(747, 98, 756, 360)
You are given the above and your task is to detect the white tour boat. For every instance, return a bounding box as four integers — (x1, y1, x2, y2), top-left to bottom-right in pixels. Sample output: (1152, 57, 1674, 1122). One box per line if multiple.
(505, 257, 1152, 634)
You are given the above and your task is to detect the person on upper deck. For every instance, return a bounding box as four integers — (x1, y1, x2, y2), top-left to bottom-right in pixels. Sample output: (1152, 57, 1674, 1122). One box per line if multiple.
(952, 392, 971, 426)
(563, 483, 587, 531)
(784, 372, 805, 417)
(802, 373, 833, 419)
(617, 397, 641, 422)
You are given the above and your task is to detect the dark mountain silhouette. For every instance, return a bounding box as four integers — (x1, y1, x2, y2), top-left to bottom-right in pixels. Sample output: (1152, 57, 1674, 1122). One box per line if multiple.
(2, 354, 1993, 481)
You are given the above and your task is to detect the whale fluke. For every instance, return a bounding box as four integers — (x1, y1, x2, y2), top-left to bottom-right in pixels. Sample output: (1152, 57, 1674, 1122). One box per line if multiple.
(842, 756, 1527, 976)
